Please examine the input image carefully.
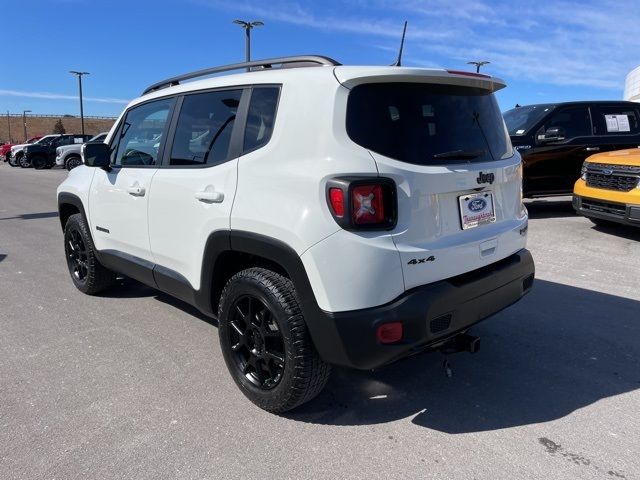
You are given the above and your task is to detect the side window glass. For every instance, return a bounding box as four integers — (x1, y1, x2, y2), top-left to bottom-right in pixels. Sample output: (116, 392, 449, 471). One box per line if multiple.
(113, 98, 173, 166)
(169, 90, 242, 166)
(543, 107, 591, 139)
(243, 87, 280, 153)
(593, 107, 640, 135)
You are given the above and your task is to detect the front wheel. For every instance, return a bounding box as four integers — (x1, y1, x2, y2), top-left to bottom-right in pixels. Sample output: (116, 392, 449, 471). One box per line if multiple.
(66, 155, 82, 171)
(18, 154, 31, 168)
(64, 213, 116, 294)
(31, 155, 47, 170)
(218, 268, 331, 413)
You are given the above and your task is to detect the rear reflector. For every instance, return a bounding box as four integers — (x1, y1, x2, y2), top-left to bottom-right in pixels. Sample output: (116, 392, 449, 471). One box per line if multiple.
(328, 188, 345, 217)
(376, 322, 403, 344)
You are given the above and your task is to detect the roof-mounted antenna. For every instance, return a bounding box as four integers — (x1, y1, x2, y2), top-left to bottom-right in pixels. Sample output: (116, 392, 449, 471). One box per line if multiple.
(391, 21, 408, 67)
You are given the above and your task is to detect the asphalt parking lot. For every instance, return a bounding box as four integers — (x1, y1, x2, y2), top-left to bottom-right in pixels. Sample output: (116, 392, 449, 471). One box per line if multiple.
(1, 163, 639, 480)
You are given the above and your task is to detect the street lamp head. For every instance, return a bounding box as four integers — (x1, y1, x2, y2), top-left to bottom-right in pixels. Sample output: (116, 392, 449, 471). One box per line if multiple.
(233, 19, 263, 29)
(23, 110, 32, 113)
(69, 71, 90, 76)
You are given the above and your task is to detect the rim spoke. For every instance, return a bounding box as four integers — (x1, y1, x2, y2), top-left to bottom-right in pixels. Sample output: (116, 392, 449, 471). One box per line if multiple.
(230, 321, 244, 337)
(229, 295, 285, 390)
(253, 361, 266, 385)
(264, 351, 284, 366)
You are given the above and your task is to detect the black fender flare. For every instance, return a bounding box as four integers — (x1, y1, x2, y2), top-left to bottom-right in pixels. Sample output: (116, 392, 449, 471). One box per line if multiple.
(198, 231, 349, 365)
(57, 192, 88, 232)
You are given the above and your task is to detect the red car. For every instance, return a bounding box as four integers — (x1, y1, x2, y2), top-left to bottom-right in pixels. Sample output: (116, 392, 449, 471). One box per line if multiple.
(1, 136, 41, 162)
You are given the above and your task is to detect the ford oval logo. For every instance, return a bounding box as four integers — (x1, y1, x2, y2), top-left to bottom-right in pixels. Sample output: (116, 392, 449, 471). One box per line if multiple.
(469, 198, 487, 212)
(602, 168, 613, 176)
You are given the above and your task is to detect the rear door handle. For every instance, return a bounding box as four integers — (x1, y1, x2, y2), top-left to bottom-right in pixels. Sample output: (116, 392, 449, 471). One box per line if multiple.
(584, 147, 600, 152)
(127, 184, 146, 196)
(195, 190, 224, 203)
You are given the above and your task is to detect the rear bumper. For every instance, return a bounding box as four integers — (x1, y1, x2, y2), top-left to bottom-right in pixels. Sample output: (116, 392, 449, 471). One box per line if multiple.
(314, 249, 534, 369)
(573, 195, 640, 227)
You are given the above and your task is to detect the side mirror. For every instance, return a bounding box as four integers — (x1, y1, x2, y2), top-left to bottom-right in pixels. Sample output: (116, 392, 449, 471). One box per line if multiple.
(82, 141, 110, 169)
(538, 126, 566, 143)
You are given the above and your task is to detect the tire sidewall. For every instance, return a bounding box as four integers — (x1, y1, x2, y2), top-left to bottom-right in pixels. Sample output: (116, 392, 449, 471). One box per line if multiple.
(32, 155, 45, 169)
(218, 273, 299, 407)
(64, 216, 90, 292)
(66, 156, 81, 171)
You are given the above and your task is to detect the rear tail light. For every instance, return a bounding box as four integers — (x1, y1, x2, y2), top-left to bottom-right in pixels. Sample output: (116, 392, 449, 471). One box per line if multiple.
(328, 188, 345, 217)
(326, 177, 397, 230)
(376, 322, 403, 344)
(352, 184, 385, 225)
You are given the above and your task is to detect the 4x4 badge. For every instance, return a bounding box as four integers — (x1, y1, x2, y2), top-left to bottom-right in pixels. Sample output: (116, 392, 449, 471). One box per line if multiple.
(477, 172, 495, 185)
(407, 256, 435, 265)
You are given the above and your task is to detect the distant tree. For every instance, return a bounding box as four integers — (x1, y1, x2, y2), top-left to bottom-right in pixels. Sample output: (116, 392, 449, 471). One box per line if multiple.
(53, 119, 66, 134)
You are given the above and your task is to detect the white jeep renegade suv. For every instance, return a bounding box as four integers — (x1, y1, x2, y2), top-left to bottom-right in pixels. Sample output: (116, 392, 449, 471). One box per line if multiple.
(57, 55, 534, 413)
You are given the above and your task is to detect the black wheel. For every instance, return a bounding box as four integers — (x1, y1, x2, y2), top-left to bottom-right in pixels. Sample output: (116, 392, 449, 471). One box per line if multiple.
(18, 153, 31, 168)
(218, 268, 331, 413)
(64, 213, 116, 294)
(31, 155, 47, 170)
(66, 155, 82, 171)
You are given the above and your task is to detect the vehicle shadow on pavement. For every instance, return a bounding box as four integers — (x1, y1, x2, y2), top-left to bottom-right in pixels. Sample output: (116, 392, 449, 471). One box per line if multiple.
(591, 223, 640, 241)
(525, 199, 576, 219)
(0, 211, 59, 221)
(287, 279, 640, 433)
(0, 254, 6, 263)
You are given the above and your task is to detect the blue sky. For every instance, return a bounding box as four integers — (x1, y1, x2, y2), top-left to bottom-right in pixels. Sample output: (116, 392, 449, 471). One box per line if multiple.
(3, 0, 639, 117)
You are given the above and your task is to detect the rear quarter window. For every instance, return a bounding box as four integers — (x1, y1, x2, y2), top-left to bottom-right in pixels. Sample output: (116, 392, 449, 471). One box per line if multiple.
(593, 106, 640, 135)
(243, 86, 280, 154)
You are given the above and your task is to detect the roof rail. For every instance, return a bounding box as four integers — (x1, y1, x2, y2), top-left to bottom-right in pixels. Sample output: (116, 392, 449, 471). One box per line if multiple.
(142, 55, 341, 95)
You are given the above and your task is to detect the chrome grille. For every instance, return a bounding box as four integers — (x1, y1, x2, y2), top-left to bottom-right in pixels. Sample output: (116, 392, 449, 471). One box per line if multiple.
(585, 163, 640, 192)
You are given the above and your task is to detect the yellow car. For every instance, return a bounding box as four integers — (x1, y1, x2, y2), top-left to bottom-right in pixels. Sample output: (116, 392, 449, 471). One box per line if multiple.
(573, 148, 640, 227)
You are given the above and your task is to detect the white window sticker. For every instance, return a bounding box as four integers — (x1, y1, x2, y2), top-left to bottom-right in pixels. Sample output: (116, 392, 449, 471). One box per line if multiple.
(74, 138, 84, 144)
(516, 129, 525, 134)
(605, 114, 631, 133)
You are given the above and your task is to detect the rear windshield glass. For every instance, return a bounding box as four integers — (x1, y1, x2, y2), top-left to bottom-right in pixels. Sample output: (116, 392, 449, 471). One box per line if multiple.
(346, 83, 513, 165)
(503, 104, 555, 135)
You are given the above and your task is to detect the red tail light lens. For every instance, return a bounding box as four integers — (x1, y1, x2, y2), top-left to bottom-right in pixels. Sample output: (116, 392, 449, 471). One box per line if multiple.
(328, 188, 345, 217)
(326, 177, 396, 230)
(352, 184, 385, 225)
(376, 322, 403, 344)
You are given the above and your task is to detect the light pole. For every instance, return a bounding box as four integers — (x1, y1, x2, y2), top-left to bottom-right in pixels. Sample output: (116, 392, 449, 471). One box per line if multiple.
(69, 71, 89, 135)
(22, 110, 31, 142)
(6, 111, 12, 143)
(233, 20, 264, 70)
(467, 61, 490, 73)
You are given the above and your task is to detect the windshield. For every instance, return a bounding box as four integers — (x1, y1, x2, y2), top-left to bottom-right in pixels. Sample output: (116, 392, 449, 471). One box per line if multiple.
(346, 83, 513, 165)
(503, 104, 555, 135)
(35, 136, 56, 145)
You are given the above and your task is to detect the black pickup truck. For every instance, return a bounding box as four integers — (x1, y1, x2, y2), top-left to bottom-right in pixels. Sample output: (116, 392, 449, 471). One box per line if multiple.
(22, 134, 92, 169)
(503, 101, 640, 197)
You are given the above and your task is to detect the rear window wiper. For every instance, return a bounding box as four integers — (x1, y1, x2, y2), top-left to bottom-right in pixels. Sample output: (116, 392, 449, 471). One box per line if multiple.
(433, 149, 486, 160)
